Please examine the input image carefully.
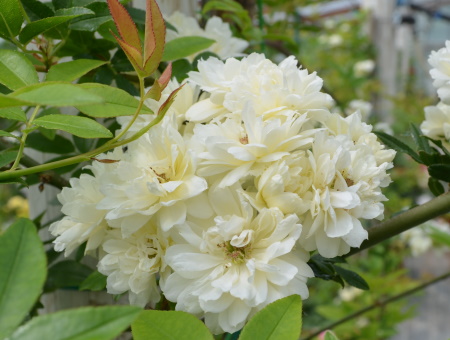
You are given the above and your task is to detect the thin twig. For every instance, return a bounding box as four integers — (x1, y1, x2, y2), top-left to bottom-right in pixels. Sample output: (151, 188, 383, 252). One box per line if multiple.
(346, 191, 450, 257)
(0, 140, 70, 189)
(301, 271, 450, 340)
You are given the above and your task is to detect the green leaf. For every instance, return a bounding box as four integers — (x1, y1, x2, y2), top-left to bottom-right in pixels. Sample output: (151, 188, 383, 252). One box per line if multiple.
(324, 330, 340, 340)
(0, 0, 23, 39)
(36, 107, 60, 140)
(0, 130, 18, 138)
(111, 49, 134, 72)
(79, 271, 107, 291)
(76, 83, 153, 117)
(73, 133, 96, 152)
(410, 124, 431, 153)
(0, 94, 30, 108)
(26, 133, 75, 154)
(132, 310, 213, 340)
(33, 114, 112, 138)
(21, 0, 54, 21)
(0, 150, 18, 167)
(0, 177, 28, 186)
(10, 82, 104, 107)
(428, 177, 445, 197)
(114, 74, 138, 96)
(333, 266, 369, 290)
(428, 226, 450, 247)
(162, 36, 216, 62)
(0, 218, 46, 339)
(19, 9, 94, 44)
(44, 260, 92, 292)
(171, 59, 192, 82)
(0, 107, 26, 121)
(70, 16, 112, 31)
(0, 50, 39, 90)
(54, 7, 94, 17)
(9, 305, 142, 340)
(428, 164, 450, 182)
(46, 59, 108, 82)
(240, 295, 302, 340)
(374, 131, 422, 164)
(424, 136, 450, 157)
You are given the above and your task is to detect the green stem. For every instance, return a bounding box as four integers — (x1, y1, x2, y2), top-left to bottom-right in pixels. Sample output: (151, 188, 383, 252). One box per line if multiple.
(302, 271, 450, 340)
(9, 105, 40, 171)
(346, 191, 450, 257)
(0, 105, 165, 183)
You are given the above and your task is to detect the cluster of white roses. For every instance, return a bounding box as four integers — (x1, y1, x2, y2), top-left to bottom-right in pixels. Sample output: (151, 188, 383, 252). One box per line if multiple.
(421, 41, 450, 149)
(50, 52, 395, 334)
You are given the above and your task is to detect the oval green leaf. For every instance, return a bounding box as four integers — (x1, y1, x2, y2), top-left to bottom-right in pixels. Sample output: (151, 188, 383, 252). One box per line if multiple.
(374, 131, 421, 163)
(162, 36, 215, 62)
(0, 130, 18, 138)
(0, 107, 26, 121)
(0, 150, 18, 167)
(0, 218, 46, 339)
(0, 50, 39, 90)
(19, 10, 94, 44)
(239, 295, 302, 340)
(428, 164, 450, 182)
(76, 83, 153, 117)
(333, 266, 369, 290)
(33, 114, 112, 138)
(132, 310, 214, 340)
(44, 260, 93, 292)
(46, 59, 107, 82)
(10, 82, 104, 107)
(70, 16, 112, 32)
(79, 271, 107, 291)
(0, 0, 23, 39)
(26, 133, 75, 154)
(9, 305, 142, 340)
(0, 94, 29, 108)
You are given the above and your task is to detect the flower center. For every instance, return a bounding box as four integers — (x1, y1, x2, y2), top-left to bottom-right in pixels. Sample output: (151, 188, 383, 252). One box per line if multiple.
(218, 241, 251, 264)
(239, 135, 249, 145)
(150, 166, 171, 183)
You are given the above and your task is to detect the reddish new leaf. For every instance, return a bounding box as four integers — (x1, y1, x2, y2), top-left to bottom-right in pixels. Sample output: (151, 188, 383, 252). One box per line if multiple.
(143, 0, 166, 75)
(114, 35, 144, 74)
(158, 84, 184, 117)
(107, 0, 142, 53)
(144, 81, 162, 101)
(158, 63, 172, 90)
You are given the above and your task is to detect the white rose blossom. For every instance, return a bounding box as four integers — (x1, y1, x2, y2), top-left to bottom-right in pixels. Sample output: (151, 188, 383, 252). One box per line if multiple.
(428, 40, 450, 104)
(421, 102, 450, 149)
(186, 53, 333, 123)
(98, 221, 168, 307)
(97, 115, 208, 236)
(192, 106, 316, 188)
(49, 149, 123, 256)
(162, 186, 313, 334)
(249, 114, 394, 258)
